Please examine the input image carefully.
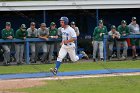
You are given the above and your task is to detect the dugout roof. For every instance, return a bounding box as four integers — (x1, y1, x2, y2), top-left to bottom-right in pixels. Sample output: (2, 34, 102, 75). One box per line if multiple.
(0, 0, 140, 11)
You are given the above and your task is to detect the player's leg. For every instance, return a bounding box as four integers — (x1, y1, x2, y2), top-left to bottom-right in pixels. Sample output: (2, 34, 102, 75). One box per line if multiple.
(50, 47, 67, 75)
(108, 42, 114, 60)
(116, 41, 121, 59)
(67, 47, 79, 62)
(2, 44, 11, 65)
(15, 44, 20, 64)
(48, 44, 54, 63)
(99, 41, 104, 61)
(131, 38, 136, 59)
(93, 41, 98, 61)
(30, 43, 36, 63)
(41, 43, 47, 63)
(122, 41, 128, 59)
(19, 44, 24, 63)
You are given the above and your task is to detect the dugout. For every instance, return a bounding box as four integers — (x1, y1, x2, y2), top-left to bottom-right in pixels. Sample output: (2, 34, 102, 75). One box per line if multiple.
(0, 0, 140, 61)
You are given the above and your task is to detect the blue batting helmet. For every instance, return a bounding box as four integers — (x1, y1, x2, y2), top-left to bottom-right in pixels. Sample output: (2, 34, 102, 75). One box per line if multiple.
(60, 17, 69, 25)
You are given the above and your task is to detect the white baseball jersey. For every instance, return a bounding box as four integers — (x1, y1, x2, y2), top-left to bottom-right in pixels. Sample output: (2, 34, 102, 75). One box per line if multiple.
(57, 26, 79, 62)
(61, 26, 77, 43)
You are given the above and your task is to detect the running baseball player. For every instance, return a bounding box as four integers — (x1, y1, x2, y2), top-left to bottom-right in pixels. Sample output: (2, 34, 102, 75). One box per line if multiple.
(2, 22, 14, 65)
(128, 17, 140, 59)
(47, 22, 58, 63)
(93, 20, 107, 62)
(36, 23, 49, 63)
(117, 20, 130, 60)
(50, 17, 88, 75)
(15, 24, 28, 65)
(107, 25, 120, 60)
(27, 22, 38, 63)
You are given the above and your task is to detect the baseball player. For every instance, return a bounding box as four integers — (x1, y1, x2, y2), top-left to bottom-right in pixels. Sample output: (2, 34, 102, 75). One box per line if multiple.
(93, 20, 107, 62)
(107, 25, 120, 60)
(50, 17, 88, 75)
(27, 22, 38, 63)
(36, 23, 49, 63)
(47, 22, 58, 63)
(70, 21, 80, 36)
(128, 17, 140, 59)
(117, 20, 130, 60)
(15, 24, 28, 65)
(2, 22, 14, 65)
(70, 21, 80, 53)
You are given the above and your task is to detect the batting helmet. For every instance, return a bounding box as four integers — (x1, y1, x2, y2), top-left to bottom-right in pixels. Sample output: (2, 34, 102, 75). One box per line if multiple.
(60, 17, 69, 25)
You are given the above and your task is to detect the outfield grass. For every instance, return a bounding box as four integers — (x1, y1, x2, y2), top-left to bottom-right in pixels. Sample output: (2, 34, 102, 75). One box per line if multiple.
(0, 60, 140, 74)
(14, 75, 140, 93)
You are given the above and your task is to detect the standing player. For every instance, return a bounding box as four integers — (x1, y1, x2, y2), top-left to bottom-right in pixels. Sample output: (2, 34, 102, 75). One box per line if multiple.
(15, 24, 28, 65)
(2, 22, 14, 65)
(70, 21, 80, 36)
(36, 23, 49, 63)
(117, 20, 130, 60)
(93, 20, 107, 62)
(128, 17, 140, 59)
(107, 25, 120, 60)
(47, 22, 58, 63)
(27, 22, 38, 63)
(70, 21, 80, 53)
(50, 17, 88, 75)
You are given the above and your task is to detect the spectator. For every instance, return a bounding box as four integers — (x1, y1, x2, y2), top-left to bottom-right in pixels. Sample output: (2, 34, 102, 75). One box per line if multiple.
(27, 22, 38, 63)
(47, 22, 58, 63)
(128, 17, 140, 59)
(2, 22, 14, 65)
(36, 23, 49, 63)
(107, 25, 120, 60)
(93, 20, 108, 62)
(15, 24, 28, 65)
(117, 20, 130, 60)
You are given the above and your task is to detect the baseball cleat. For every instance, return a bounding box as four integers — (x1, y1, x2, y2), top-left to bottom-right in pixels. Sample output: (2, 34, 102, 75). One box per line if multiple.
(81, 51, 89, 60)
(50, 68, 57, 75)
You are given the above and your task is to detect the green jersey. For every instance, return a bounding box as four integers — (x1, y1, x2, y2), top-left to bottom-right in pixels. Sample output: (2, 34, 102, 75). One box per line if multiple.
(15, 29, 28, 39)
(49, 28, 58, 36)
(93, 26, 107, 41)
(117, 25, 130, 41)
(2, 28, 14, 39)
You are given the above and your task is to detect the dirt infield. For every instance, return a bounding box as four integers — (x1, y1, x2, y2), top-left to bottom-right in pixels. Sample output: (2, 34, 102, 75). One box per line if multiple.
(0, 72, 140, 93)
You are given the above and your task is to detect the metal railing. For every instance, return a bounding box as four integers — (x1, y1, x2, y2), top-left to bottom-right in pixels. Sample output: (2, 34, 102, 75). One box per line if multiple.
(0, 38, 61, 64)
(103, 34, 140, 61)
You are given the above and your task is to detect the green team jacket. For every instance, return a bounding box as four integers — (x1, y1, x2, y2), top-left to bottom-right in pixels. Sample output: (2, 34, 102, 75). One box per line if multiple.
(15, 29, 28, 44)
(93, 26, 108, 41)
(2, 28, 14, 39)
(117, 25, 130, 41)
(15, 29, 28, 39)
(48, 28, 58, 44)
(49, 28, 58, 36)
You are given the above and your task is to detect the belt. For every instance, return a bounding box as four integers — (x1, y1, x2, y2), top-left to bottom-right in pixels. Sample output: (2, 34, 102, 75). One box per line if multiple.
(64, 43, 72, 46)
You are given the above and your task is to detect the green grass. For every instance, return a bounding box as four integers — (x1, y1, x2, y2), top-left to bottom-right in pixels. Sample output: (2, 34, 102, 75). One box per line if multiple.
(14, 75, 140, 93)
(0, 60, 140, 74)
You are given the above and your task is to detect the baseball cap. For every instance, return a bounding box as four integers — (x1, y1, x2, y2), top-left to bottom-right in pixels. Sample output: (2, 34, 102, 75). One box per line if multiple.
(30, 22, 35, 25)
(132, 17, 136, 21)
(99, 20, 103, 24)
(6, 22, 11, 26)
(50, 22, 56, 26)
(71, 21, 75, 25)
(111, 25, 116, 29)
(21, 24, 26, 29)
(121, 20, 127, 24)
